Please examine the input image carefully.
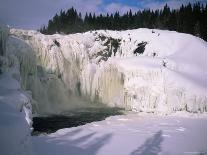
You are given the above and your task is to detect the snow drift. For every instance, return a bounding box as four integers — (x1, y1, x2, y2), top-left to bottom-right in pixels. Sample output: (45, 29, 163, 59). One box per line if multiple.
(6, 28, 207, 114)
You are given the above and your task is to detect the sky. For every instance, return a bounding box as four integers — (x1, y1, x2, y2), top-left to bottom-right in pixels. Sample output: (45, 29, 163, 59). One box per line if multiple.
(0, 0, 206, 30)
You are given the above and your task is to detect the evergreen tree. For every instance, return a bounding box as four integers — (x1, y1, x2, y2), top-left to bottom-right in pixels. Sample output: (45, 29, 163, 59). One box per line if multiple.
(194, 21, 201, 37)
(40, 3, 207, 41)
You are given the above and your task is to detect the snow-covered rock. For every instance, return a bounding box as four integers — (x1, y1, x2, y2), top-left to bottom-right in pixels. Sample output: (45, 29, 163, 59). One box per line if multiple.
(9, 28, 207, 114)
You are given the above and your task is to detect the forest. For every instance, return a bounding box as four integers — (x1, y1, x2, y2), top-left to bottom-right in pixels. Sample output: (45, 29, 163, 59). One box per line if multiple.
(40, 3, 207, 41)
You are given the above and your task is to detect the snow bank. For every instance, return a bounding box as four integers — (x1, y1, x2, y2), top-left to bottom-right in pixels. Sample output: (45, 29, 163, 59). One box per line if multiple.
(0, 72, 33, 155)
(0, 25, 33, 155)
(9, 28, 207, 114)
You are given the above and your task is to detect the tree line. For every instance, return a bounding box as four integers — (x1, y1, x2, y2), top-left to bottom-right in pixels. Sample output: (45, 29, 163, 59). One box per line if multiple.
(40, 3, 207, 41)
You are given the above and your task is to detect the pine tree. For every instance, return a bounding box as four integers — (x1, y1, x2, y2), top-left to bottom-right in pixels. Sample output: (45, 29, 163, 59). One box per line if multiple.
(40, 4, 207, 41)
(194, 21, 201, 37)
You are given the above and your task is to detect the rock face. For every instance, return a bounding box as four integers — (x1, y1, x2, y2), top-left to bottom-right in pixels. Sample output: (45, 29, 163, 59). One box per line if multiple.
(7, 28, 207, 114)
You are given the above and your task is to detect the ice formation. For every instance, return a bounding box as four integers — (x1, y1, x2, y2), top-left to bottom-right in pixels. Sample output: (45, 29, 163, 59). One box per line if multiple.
(0, 24, 33, 155)
(6, 28, 207, 114)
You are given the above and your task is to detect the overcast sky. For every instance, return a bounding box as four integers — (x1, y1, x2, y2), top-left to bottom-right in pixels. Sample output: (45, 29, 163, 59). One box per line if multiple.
(0, 0, 206, 30)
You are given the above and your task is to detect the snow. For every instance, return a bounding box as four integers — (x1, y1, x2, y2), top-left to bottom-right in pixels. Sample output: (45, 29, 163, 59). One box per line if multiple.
(32, 113, 207, 155)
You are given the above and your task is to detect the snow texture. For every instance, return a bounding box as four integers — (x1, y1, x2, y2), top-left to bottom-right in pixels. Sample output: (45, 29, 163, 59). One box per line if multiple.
(9, 28, 207, 114)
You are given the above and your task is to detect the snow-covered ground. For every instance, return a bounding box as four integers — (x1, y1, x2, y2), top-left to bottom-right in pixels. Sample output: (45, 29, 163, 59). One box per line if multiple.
(33, 113, 207, 155)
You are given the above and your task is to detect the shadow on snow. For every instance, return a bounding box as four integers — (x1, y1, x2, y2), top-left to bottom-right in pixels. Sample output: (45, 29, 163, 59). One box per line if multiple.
(130, 130, 163, 155)
(33, 128, 112, 155)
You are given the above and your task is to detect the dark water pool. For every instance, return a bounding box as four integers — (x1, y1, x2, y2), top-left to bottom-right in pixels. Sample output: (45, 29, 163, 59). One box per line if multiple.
(32, 107, 124, 135)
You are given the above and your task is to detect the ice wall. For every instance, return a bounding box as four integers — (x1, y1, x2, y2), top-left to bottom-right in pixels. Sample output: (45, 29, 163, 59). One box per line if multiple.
(0, 24, 9, 56)
(0, 25, 33, 155)
(9, 28, 207, 114)
(90, 63, 125, 107)
(116, 57, 207, 113)
(8, 30, 96, 114)
(6, 35, 75, 114)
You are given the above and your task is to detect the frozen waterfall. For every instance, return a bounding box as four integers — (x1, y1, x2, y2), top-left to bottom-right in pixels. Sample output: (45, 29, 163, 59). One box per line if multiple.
(7, 28, 207, 114)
